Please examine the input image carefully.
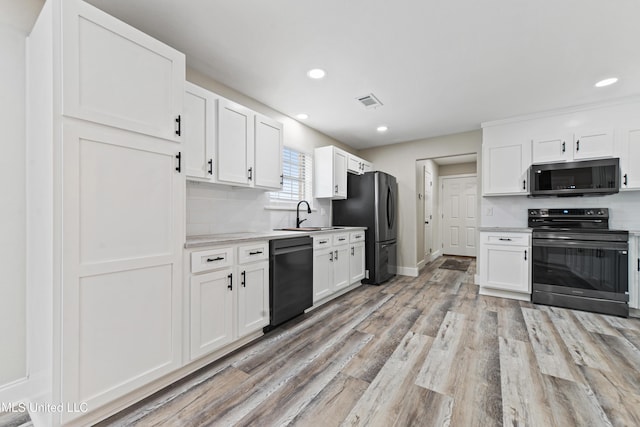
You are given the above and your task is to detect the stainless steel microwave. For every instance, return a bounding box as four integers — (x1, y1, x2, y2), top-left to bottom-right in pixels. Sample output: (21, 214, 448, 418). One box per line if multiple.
(529, 158, 620, 197)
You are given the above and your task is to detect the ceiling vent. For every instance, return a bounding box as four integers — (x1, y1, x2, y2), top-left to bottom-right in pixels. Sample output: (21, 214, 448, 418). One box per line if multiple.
(356, 93, 383, 109)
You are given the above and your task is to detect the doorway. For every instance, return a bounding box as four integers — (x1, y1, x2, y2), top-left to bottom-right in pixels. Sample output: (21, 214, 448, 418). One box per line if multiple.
(424, 168, 433, 258)
(441, 175, 477, 256)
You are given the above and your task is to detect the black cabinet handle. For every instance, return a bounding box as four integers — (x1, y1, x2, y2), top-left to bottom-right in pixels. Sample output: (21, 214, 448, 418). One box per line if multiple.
(338, 238, 346, 241)
(175, 115, 181, 136)
(522, 180, 526, 190)
(248, 167, 253, 181)
(249, 250, 263, 255)
(319, 240, 328, 244)
(241, 270, 246, 287)
(280, 174, 284, 185)
(335, 250, 338, 260)
(624, 174, 628, 186)
(562, 141, 566, 153)
(329, 252, 333, 261)
(335, 185, 338, 194)
(227, 273, 233, 290)
(637, 257, 639, 272)
(208, 159, 213, 175)
(499, 238, 512, 241)
(576, 139, 580, 151)
(206, 256, 224, 262)
(351, 247, 355, 256)
(524, 250, 527, 261)
(175, 152, 182, 173)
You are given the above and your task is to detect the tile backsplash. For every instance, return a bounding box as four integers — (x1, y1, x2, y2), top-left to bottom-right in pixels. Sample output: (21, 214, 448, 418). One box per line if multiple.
(186, 181, 331, 236)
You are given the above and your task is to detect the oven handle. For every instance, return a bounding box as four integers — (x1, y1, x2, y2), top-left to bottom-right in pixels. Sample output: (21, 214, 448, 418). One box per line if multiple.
(533, 239, 628, 251)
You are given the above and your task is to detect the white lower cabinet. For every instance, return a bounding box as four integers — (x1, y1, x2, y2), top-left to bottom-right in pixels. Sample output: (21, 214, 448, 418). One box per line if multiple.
(479, 231, 531, 300)
(187, 242, 269, 362)
(190, 268, 234, 359)
(313, 231, 366, 304)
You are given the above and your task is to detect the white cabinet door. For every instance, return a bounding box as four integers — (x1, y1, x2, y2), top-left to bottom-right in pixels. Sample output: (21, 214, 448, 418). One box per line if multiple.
(184, 82, 217, 180)
(313, 247, 333, 302)
(334, 149, 348, 199)
(573, 129, 614, 160)
(190, 268, 234, 359)
(254, 114, 283, 190)
(482, 142, 530, 195)
(62, 0, 185, 142)
(347, 155, 363, 175)
(217, 98, 254, 186)
(620, 128, 640, 190)
(333, 246, 350, 291)
(480, 244, 530, 293)
(237, 261, 270, 338)
(350, 242, 366, 283)
(362, 160, 374, 173)
(61, 123, 183, 417)
(531, 135, 571, 164)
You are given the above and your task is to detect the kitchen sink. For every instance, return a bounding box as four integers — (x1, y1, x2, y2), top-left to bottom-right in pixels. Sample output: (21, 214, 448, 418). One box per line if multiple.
(279, 227, 344, 231)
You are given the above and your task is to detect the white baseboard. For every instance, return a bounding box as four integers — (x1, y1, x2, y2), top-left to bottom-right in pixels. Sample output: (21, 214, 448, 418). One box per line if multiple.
(0, 376, 31, 409)
(416, 259, 425, 272)
(479, 286, 531, 302)
(396, 266, 419, 277)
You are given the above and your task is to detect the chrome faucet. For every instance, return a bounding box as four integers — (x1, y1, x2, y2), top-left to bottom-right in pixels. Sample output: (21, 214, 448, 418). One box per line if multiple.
(296, 200, 312, 228)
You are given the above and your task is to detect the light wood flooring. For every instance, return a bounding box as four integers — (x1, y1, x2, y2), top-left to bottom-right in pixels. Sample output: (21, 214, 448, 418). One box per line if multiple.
(98, 256, 640, 426)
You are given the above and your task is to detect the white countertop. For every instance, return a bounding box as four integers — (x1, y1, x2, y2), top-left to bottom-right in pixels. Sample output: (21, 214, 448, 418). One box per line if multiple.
(185, 227, 367, 248)
(479, 227, 532, 233)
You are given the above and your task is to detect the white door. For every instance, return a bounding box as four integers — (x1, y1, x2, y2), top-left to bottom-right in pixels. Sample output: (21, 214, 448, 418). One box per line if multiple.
(333, 246, 350, 291)
(349, 243, 366, 283)
(190, 268, 234, 359)
(61, 122, 183, 418)
(442, 176, 477, 257)
(254, 114, 283, 190)
(184, 83, 216, 180)
(237, 261, 270, 338)
(217, 98, 253, 185)
(62, 0, 185, 142)
(313, 248, 333, 302)
(573, 129, 614, 160)
(424, 168, 433, 259)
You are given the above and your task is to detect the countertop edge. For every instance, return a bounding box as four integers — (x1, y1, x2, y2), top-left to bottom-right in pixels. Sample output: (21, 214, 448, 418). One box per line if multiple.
(185, 227, 368, 248)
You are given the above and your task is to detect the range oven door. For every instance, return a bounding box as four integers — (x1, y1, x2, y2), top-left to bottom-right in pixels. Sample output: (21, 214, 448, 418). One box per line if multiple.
(532, 238, 628, 299)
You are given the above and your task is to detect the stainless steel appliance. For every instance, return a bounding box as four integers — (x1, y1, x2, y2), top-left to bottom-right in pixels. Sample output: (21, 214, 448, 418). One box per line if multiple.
(332, 171, 397, 285)
(529, 208, 629, 317)
(529, 158, 620, 197)
(266, 236, 313, 330)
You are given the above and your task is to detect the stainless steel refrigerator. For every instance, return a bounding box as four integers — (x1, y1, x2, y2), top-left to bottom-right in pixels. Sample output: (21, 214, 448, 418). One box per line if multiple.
(332, 171, 397, 285)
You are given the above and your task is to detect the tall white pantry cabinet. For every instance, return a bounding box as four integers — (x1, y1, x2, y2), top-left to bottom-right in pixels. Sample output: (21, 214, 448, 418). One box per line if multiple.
(27, 0, 185, 425)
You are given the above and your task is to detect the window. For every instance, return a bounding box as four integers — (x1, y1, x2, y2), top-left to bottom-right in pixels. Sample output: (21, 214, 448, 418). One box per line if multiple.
(269, 147, 313, 207)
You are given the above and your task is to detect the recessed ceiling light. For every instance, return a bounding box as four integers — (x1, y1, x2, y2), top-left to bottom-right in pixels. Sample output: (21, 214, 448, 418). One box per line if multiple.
(307, 68, 326, 79)
(296, 113, 309, 120)
(595, 77, 618, 88)
(376, 126, 388, 133)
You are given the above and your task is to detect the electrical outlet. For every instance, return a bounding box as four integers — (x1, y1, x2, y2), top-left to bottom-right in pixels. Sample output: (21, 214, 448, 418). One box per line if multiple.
(485, 207, 494, 216)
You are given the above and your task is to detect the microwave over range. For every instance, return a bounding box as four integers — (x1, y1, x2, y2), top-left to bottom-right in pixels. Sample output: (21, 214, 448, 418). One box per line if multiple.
(529, 158, 620, 197)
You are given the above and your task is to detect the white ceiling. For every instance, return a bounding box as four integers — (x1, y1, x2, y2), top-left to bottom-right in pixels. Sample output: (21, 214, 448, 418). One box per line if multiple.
(86, 0, 640, 150)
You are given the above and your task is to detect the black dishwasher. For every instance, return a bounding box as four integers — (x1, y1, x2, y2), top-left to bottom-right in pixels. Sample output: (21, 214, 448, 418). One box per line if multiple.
(267, 236, 314, 330)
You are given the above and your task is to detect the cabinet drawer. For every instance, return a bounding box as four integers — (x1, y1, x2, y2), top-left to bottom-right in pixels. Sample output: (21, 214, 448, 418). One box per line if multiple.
(191, 247, 234, 273)
(333, 233, 349, 246)
(314, 235, 333, 249)
(480, 232, 530, 246)
(238, 241, 268, 264)
(350, 231, 365, 243)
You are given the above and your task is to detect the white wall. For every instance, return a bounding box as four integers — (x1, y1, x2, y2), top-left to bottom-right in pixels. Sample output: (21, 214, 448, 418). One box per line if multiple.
(439, 161, 476, 176)
(184, 68, 353, 236)
(0, 0, 45, 392)
(361, 130, 482, 274)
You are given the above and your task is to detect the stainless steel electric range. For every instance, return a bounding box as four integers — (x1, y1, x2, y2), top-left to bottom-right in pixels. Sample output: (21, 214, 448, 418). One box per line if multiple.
(529, 208, 629, 317)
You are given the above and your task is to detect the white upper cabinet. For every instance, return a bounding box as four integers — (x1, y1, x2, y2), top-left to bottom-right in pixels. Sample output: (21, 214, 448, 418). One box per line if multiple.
(254, 114, 284, 190)
(314, 145, 348, 199)
(620, 128, 640, 190)
(531, 135, 571, 164)
(184, 82, 217, 181)
(482, 142, 530, 195)
(347, 153, 374, 175)
(217, 99, 254, 186)
(62, 0, 185, 142)
(573, 129, 614, 160)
